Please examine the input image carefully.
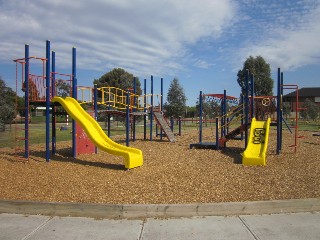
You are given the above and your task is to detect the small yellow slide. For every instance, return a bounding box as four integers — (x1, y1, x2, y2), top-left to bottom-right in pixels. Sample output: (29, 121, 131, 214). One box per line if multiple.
(52, 96, 143, 169)
(242, 117, 271, 166)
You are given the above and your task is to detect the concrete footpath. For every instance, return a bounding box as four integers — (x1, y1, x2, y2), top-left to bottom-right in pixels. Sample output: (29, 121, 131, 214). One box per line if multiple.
(1, 212, 320, 240)
(1, 198, 320, 240)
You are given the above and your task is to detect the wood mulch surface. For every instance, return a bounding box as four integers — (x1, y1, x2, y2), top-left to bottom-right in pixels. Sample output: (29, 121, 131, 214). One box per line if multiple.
(0, 128, 319, 204)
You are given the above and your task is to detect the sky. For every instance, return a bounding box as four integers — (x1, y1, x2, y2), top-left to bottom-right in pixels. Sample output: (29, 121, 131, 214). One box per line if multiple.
(0, 0, 319, 106)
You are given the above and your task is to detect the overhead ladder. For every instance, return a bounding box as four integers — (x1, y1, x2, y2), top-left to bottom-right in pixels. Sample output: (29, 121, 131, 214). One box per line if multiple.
(153, 112, 175, 142)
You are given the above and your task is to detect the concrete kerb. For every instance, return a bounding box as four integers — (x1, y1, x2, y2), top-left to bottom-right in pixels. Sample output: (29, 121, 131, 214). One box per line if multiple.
(1, 198, 320, 219)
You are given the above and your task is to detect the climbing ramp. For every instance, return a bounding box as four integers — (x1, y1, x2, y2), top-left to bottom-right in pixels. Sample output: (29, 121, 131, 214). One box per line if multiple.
(153, 111, 175, 142)
(218, 123, 248, 146)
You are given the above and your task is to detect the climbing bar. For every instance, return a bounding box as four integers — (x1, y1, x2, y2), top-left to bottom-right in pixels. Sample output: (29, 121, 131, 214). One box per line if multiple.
(97, 86, 161, 111)
(77, 86, 93, 104)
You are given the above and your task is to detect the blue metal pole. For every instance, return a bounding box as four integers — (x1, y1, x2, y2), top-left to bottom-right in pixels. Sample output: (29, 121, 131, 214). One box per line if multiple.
(45, 40, 51, 162)
(199, 91, 203, 143)
(170, 116, 174, 132)
(220, 98, 223, 138)
(280, 72, 284, 151)
(133, 77, 136, 141)
(277, 68, 281, 154)
(72, 47, 77, 157)
(143, 78, 147, 140)
(24, 44, 29, 159)
(150, 75, 153, 141)
(245, 69, 249, 148)
(250, 73, 254, 119)
(94, 84, 98, 154)
(240, 95, 244, 140)
(126, 91, 130, 146)
(107, 103, 111, 137)
(178, 117, 181, 136)
(223, 90, 227, 145)
(216, 117, 219, 149)
(51, 51, 56, 155)
(226, 117, 229, 134)
(160, 77, 163, 140)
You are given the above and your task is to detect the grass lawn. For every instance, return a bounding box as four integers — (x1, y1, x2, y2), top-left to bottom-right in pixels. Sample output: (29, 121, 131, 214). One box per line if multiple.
(1, 117, 319, 148)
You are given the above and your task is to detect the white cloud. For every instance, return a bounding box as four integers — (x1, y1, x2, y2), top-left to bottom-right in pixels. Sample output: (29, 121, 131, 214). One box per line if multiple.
(0, 0, 237, 77)
(194, 59, 215, 69)
(233, 1, 320, 71)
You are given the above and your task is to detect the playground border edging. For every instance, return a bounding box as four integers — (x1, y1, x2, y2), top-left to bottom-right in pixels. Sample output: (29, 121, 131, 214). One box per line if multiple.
(1, 198, 319, 219)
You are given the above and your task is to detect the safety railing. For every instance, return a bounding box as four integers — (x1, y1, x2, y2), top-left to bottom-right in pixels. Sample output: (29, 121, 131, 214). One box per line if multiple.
(97, 87, 161, 111)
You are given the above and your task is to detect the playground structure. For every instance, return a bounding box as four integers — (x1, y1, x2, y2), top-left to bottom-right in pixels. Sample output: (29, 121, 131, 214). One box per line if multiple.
(13, 41, 176, 169)
(190, 69, 303, 166)
(12, 41, 304, 168)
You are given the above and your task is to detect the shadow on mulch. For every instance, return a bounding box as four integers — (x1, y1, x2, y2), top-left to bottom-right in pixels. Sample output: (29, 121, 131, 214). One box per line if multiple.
(303, 141, 320, 146)
(220, 147, 243, 164)
(115, 138, 170, 144)
(29, 148, 126, 171)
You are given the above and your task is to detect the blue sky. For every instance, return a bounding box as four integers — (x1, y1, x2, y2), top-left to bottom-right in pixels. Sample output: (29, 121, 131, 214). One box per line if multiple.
(0, 0, 319, 106)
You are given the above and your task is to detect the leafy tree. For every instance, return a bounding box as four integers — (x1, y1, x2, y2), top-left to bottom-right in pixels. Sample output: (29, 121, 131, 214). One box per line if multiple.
(195, 100, 221, 119)
(300, 98, 319, 121)
(55, 80, 71, 98)
(93, 68, 142, 95)
(237, 56, 274, 96)
(0, 78, 16, 131)
(282, 102, 291, 120)
(163, 78, 187, 118)
(185, 106, 197, 118)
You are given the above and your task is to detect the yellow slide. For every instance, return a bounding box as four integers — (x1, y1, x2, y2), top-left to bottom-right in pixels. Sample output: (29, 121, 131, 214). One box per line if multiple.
(242, 118, 271, 166)
(52, 96, 143, 169)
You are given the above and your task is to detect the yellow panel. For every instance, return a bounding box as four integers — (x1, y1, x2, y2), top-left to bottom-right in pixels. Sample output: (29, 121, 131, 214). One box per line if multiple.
(242, 117, 271, 166)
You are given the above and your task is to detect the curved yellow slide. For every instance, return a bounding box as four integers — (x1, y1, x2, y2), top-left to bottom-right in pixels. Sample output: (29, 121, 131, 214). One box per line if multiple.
(242, 117, 271, 166)
(52, 96, 143, 169)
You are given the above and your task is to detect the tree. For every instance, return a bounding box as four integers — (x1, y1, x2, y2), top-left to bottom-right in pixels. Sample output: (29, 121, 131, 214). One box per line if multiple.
(0, 78, 16, 131)
(237, 56, 274, 96)
(300, 99, 319, 121)
(93, 68, 142, 95)
(55, 80, 71, 98)
(185, 106, 196, 118)
(163, 78, 187, 118)
(282, 102, 291, 120)
(195, 100, 220, 119)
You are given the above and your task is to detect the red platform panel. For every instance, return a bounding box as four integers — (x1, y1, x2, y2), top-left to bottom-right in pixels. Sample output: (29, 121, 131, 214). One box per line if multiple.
(76, 112, 96, 155)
